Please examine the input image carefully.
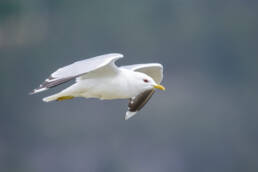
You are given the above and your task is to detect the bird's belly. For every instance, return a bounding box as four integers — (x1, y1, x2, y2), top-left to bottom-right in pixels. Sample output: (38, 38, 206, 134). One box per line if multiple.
(81, 87, 131, 100)
(78, 79, 133, 100)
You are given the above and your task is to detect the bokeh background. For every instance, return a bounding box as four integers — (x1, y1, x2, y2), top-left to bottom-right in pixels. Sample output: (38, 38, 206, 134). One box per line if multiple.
(1, 0, 258, 172)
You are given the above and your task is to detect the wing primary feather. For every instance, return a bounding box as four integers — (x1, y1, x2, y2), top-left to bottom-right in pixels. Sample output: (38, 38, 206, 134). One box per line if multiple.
(29, 76, 75, 95)
(125, 89, 155, 120)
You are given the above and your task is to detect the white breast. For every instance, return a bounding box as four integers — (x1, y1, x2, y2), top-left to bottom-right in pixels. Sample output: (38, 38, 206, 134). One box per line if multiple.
(77, 69, 141, 100)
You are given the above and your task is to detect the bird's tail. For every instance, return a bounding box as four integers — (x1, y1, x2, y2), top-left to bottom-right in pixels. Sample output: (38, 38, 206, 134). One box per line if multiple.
(43, 93, 60, 102)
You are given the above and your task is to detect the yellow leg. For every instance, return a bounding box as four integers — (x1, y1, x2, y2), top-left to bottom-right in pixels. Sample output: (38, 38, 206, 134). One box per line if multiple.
(56, 96, 74, 101)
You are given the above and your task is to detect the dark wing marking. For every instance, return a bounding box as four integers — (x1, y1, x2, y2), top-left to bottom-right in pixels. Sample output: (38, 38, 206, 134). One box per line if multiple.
(126, 89, 155, 119)
(29, 76, 75, 95)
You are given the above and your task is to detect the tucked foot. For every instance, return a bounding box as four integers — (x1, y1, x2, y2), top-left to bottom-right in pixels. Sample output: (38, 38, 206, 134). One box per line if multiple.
(56, 96, 74, 101)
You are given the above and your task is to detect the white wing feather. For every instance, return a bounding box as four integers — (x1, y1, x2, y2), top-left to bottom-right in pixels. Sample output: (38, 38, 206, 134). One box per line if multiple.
(122, 63, 163, 84)
(30, 53, 123, 94)
(51, 53, 123, 79)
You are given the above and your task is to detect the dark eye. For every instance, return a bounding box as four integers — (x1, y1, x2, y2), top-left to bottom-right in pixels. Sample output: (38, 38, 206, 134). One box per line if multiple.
(143, 79, 149, 83)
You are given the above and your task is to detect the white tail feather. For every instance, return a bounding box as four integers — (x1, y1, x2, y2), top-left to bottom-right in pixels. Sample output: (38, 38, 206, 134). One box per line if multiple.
(43, 94, 61, 102)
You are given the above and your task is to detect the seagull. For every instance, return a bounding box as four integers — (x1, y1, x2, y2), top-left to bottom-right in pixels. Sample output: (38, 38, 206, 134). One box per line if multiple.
(30, 53, 165, 120)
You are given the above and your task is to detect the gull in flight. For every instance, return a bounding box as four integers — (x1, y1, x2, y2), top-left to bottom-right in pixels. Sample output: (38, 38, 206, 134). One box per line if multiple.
(30, 53, 165, 120)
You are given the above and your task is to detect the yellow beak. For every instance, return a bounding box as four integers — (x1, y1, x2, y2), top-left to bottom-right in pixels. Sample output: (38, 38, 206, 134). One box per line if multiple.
(154, 84, 166, 91)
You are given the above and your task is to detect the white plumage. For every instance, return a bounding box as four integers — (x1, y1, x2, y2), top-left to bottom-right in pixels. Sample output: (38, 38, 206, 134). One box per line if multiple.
(31, 53, 165, 120)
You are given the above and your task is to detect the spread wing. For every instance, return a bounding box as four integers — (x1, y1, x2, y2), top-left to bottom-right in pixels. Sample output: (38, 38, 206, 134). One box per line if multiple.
(122, 63, 163, 84)
(125, 89, 155, 120)
(30, 53, 123, 94)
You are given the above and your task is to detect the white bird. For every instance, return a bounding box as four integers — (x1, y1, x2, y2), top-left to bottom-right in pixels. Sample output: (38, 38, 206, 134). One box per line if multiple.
(30, 53, 165, 120)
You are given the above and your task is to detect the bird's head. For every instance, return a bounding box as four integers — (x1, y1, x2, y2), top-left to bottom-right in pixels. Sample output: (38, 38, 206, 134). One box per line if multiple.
(134, 72, 165, 91)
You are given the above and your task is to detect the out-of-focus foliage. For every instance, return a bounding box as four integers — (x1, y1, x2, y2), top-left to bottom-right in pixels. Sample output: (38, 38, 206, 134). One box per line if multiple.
(0, 0, 258, 172)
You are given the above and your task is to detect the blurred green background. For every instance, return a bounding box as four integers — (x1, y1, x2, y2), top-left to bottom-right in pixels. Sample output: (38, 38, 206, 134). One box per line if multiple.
(0, 0, 258, 172)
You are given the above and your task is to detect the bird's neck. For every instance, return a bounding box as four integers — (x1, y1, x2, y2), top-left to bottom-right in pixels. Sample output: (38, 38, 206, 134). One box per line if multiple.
(117, 69, 144, 97)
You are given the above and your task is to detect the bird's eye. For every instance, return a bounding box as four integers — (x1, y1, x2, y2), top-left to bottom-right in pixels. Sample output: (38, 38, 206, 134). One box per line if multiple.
(143, 79, 149, 83)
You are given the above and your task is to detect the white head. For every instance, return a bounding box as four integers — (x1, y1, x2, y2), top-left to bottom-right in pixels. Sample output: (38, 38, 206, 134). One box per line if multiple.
(132, 72, 165, 92)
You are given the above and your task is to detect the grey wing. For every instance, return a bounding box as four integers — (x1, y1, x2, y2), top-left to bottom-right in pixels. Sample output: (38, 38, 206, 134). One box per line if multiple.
(30, 53, 123, 94)
(122, 63, 163, 84)
(125, 89, 155, 120)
